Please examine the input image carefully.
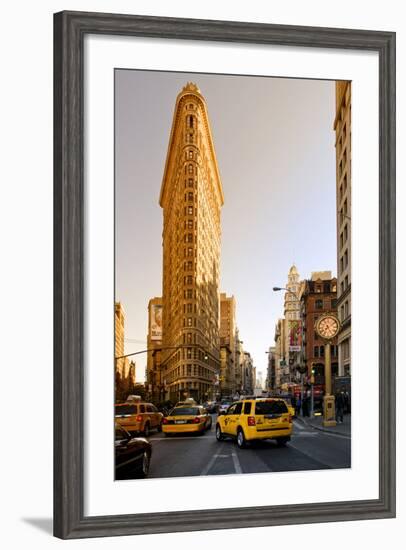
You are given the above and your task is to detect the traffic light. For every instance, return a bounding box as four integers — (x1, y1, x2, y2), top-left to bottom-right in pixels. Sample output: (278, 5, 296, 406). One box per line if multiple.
(310, 363, 315, 384)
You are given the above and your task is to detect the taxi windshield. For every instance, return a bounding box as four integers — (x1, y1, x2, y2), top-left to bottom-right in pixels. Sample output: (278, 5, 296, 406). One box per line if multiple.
(171, 407, 200, 416)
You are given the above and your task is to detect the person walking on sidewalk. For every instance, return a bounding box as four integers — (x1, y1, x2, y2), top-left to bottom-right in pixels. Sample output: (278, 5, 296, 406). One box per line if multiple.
(295, 396, 302, 417)
(335, 391, 344, 423)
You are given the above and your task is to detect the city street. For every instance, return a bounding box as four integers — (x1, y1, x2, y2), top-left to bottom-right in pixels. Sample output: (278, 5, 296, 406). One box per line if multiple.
(144, 416, 351, 479)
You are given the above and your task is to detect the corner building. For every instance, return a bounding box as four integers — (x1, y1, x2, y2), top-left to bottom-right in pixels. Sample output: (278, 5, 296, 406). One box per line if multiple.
(334, 81, 351, 377)
(159, 83, 224, 403)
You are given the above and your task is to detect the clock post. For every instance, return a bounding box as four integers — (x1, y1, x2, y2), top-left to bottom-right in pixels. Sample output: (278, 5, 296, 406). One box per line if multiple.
(314, 313, 341, 428)
(323, 342, 336, 427)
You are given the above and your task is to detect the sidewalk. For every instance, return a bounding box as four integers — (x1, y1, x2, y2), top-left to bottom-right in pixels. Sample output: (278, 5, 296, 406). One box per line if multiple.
(296, 413, 351, 437)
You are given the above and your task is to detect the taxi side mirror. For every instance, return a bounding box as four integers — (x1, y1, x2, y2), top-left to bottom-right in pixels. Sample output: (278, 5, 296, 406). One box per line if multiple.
(219, 410, 226, 416)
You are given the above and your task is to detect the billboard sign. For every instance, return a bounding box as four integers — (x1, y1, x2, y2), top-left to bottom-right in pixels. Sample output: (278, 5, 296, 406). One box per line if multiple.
(289, 320, 301, 352)
(150, 304, 163, 340)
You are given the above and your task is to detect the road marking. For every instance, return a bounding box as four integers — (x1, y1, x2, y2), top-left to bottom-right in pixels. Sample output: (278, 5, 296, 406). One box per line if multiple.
(318, 430, 351, 440)
(293, 421, 306, 431)
(231, 452, 242, 474)
(200, 447, 226, 476)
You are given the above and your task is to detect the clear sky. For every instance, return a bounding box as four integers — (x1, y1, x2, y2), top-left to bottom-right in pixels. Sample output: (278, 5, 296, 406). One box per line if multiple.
(115, 69, 337, 383)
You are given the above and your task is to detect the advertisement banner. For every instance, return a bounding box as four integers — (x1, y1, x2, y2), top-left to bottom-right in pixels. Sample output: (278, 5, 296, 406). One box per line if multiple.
(150, 304, 163, 340)
(289, 319, 301, 352)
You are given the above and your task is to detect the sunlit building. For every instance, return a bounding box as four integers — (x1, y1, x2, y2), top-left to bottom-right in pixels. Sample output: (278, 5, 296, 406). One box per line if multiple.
(220, 293, 237, 394)
(146, 297, 163, 403)
(114, 302, 126, 378)
(334, 81, 351, 376)
(159, 83, 224, 402)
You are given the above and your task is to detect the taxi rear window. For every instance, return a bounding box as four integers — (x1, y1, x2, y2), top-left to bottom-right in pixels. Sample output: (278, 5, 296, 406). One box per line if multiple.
(171, 407, 200, 416)
(255, 401, 288, 415)
(115, 404, 137, 415)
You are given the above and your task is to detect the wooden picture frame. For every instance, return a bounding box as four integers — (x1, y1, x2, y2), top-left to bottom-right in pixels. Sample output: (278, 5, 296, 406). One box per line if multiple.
(54, 10, 396, 539)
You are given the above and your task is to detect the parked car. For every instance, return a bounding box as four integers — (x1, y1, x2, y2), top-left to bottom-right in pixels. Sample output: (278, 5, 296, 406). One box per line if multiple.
(215, 398, 293, 448)
(115, 401, 163, 437)
(217, 399, 233, 414)
(115, 424, 152, 479)
(203, 401, 218, 413)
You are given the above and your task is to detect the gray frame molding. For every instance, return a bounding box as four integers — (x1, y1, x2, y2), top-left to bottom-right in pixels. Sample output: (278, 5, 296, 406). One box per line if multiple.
(54, 10, 396, 539)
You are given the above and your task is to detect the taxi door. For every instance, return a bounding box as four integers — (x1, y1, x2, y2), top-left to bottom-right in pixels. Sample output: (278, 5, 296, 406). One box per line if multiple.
(222, 403, 236, 435)
(224, 402, 243, 436)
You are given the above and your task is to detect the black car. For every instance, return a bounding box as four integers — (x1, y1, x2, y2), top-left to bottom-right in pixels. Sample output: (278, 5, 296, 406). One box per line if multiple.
(115, 424, 152, 479)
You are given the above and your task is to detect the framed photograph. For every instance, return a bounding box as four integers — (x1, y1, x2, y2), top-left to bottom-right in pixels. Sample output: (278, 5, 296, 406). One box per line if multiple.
(54, 11, 396, 539)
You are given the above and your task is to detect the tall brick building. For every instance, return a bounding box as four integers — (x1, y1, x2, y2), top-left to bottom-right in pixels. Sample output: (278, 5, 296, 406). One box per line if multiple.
(301, 272, 339, 389)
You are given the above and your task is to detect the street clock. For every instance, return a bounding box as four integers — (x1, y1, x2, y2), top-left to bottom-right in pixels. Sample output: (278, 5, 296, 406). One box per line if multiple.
(315, 313, 340, 340)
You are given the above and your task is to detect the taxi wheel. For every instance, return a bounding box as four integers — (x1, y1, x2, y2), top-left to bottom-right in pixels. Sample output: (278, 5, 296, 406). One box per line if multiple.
(143, 423, 150, 437)
(215, 424, 224, 441)
(276, 437, 289, 447)
(236, 428, 247, 449)
(157, 422, 162, 432)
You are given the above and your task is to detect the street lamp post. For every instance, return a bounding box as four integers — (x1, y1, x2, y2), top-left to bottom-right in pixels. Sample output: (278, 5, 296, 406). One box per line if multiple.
(115, 344, 210, 403)
(273, 286, 306, 408)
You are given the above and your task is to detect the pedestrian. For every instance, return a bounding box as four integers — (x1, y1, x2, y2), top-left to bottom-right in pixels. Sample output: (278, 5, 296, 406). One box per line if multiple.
(343, 390, 350, 414)
(295, 396, 302, 417)
(335, 391, 344, 423)
(302, 395, 309, 417)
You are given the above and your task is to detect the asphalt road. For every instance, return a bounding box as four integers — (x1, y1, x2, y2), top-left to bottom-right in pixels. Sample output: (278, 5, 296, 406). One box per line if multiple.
(145, 416, 351, 479)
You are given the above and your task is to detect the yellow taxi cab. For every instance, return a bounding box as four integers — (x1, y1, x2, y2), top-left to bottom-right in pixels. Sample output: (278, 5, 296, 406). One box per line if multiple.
(162, 405, 212, 436)
(215, 398, 292, 448)
(115, 400, 163, 437)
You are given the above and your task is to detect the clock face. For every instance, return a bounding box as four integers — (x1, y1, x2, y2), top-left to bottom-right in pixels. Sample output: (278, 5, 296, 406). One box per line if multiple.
(316, 315, 340, 339)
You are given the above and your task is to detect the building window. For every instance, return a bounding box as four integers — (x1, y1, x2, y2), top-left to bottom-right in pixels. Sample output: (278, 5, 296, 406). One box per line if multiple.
(314, 346, 319, 358)
(188, 164, 193, 174)
(188, 150, 193, 159)
(188, 192, 193, 201)
(323, 283, 330, 293)
(188, 178, 194, 187)
(187, 233, 193, 243)
(331, 299, 337, 308)
(189, 116, 194, 128)
(315, 299, 323, 309)
(187, 206, 193, 215)
(187, 318, 192, 327)
(320, 345, 325, 357)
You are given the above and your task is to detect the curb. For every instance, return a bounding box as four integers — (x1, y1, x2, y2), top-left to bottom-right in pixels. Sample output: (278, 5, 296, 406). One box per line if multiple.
(295, 416, 351, 437)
